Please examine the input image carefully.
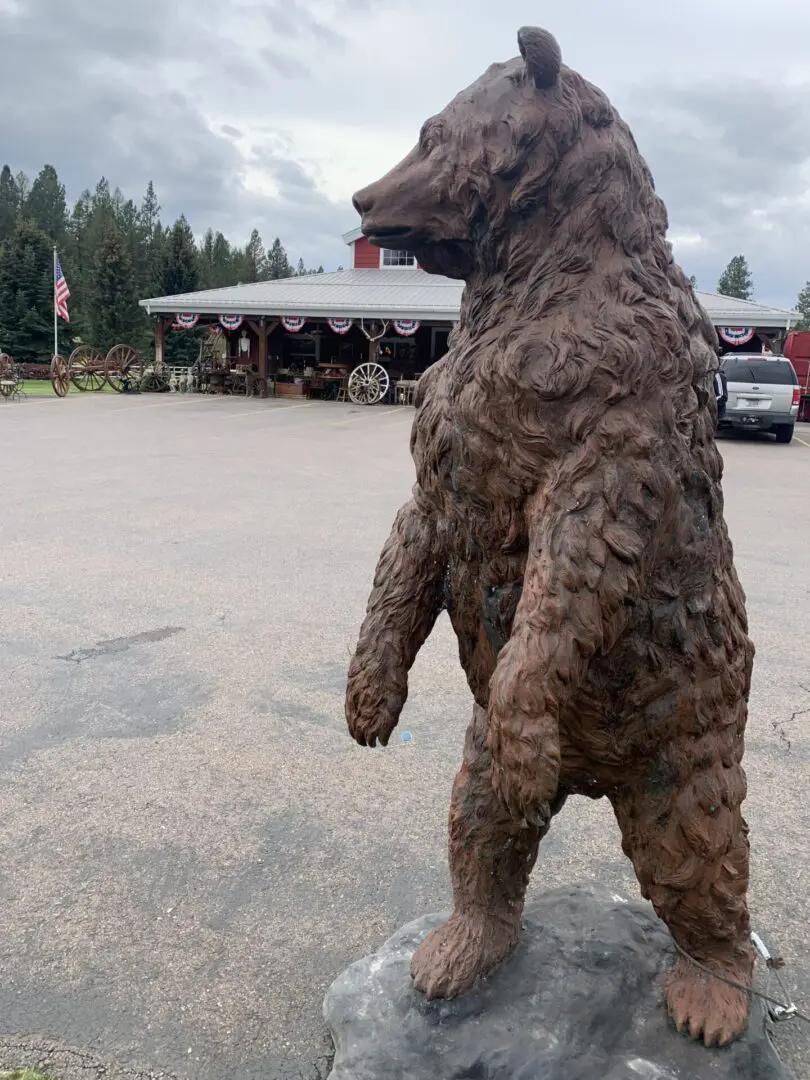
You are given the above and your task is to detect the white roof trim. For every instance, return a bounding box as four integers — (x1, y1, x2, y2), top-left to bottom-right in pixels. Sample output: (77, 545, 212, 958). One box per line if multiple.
(342, 226, 363, 244)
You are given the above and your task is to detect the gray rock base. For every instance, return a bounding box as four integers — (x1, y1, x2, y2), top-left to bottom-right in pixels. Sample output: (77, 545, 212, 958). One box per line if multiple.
(324, 883, 794, 1080)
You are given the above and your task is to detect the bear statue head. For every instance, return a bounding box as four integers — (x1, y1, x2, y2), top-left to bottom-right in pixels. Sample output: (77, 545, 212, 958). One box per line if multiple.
(353, 28, 659, 281)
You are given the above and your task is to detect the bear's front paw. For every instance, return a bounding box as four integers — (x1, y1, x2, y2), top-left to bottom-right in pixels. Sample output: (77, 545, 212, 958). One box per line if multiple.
(492, 764, 552, 828)
(345, 663, 406, 748)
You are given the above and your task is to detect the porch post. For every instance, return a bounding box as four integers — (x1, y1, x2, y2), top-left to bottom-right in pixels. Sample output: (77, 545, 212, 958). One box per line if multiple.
(258, 318, 268, 380)
(154, 316, 166, 366)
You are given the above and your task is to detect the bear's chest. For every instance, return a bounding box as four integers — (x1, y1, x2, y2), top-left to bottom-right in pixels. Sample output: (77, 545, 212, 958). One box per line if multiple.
(411, 355, 547, 555)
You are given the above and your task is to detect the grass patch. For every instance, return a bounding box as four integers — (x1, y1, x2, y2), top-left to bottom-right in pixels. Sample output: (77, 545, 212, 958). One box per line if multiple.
(0, 1071, 57, 1079)
(17, 380, 117, 397)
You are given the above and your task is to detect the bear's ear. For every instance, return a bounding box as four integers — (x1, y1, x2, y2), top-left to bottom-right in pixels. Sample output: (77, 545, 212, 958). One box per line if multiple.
(517, 26, 562, 89)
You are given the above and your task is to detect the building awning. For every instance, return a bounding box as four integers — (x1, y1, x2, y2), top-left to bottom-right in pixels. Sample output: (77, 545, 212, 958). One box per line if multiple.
(139, 269, 798, 330)
(140, 269, 464, 323)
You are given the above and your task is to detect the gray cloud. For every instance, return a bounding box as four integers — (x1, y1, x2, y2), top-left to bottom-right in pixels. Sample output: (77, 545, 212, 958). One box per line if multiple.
(1, 0, 808, 302)
(259, 46, 311, 80)
(253, 0, 346, 49)
(624, 80, 810, 304)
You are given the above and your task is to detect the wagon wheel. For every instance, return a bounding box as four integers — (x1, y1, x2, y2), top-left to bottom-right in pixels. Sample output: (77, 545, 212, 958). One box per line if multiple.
(347, 362, 390, 405)
(141, 365, 171, 393)
(50, 354, 70, 397)
(69, 346, 106, 392)
(105, 343, 143, 392)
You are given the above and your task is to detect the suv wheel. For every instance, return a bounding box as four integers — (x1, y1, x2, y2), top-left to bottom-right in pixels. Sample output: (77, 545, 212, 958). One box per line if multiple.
(774, 423, 794, 444)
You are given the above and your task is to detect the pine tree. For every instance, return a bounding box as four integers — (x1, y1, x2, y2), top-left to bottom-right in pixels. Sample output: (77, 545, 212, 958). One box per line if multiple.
(160, 216, 201, 365)
(159, 216, 199, 296)
(199, 228, 216, 288)
(211, 231, 235, 287)
(140, 181, 160, 235)
(688, 274, 697, 289)
(0, 165, 19, 246)
(795, 281, 810, 332)
(296, 257, 306, 276)
(717, 256, 753, 300)
(139, 182, 164, 303)
(25, 165, 68, 245)
(243, 229, 267, 282)
(0, 219, 54, 362)
(14, 171, 31, 205)
(266, 237, 293, 279)
(86, 219, 137, 350)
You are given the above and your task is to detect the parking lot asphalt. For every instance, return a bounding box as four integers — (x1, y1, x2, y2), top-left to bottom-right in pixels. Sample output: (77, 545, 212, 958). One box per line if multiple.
(1, 395, 808, 1079)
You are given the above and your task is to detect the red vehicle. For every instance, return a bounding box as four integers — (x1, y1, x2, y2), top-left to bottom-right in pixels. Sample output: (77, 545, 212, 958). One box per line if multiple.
(784, 331, 810, 422)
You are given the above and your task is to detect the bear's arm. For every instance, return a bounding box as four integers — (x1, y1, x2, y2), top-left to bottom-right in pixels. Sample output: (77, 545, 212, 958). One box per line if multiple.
(345, 491, 445, 747)
(487, 438, 665, 821)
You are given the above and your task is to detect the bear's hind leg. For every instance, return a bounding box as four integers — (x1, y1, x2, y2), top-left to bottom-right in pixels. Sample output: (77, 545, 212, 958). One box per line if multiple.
(611, 736, 753, 1046)
(411, 703, 562, 999)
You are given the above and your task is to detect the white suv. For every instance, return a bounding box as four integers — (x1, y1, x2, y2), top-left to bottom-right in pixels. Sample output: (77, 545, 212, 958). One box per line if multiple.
(719, 354, 800, 444)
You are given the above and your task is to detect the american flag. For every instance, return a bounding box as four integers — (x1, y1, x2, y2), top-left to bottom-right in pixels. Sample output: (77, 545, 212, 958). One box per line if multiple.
(55, 257, 71, 323)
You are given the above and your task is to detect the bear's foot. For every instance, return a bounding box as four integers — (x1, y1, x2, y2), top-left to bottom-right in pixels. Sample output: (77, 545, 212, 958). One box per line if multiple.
(410, 911, 519, 999)
(665, 954, 751, 1047)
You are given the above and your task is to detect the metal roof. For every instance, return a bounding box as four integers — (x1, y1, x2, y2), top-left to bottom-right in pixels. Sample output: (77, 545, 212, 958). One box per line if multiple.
(692, 290, 798, 328)
(139, 269, 798, 329)
(140, 268, 465, 322)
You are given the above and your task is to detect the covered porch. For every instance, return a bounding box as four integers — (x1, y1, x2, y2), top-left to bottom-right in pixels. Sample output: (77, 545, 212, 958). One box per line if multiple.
(151, 311, 452, 404)
(140, 267, 464, 405)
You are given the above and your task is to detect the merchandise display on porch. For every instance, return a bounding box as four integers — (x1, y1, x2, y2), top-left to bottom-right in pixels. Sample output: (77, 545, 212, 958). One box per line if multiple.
(349, 319, 392, 404)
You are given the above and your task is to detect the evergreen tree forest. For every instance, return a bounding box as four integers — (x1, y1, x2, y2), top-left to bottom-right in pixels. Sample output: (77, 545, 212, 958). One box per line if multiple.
(0, 164, 324, 364)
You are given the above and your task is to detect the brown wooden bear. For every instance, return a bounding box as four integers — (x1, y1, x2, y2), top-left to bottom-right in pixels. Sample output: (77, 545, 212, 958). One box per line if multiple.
(346, 26, 755, 1048)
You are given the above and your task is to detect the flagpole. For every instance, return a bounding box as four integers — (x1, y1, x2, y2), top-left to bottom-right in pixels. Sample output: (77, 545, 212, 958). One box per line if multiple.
(53, 245, 58, 359)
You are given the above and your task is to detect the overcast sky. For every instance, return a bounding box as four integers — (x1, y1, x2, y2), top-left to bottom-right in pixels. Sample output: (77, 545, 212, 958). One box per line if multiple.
(1, 0, 808, 306)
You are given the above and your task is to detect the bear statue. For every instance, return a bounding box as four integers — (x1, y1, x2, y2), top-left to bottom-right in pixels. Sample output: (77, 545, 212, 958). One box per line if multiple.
(345, 27, 755, 1048)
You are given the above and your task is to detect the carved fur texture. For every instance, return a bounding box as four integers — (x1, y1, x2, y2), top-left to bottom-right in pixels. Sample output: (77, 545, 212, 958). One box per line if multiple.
(347, 27, 755, 1048)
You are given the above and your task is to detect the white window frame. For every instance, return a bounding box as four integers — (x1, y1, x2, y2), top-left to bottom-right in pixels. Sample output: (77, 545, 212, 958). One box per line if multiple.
(379, 248, 417, 269)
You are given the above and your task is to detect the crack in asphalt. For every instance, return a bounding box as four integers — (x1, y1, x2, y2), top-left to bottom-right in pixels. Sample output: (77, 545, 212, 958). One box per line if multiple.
(55, 627, 185, 664)
(0, 1036, 334, 1080)
(0, 1034, 179, 1079)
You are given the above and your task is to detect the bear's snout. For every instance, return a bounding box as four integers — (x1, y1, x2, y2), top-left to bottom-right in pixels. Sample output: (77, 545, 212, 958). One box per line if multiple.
(352, 185, 374, 218)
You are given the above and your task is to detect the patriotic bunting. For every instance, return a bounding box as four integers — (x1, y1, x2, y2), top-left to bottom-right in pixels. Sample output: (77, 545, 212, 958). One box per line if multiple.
(281, 316, 306, 333)
(219, 314, 244, 331)
(327, 317, 353, 335)
(718, 326, 755, 346)
(393, 319, 420, 337)
(173, 313, 199, 330)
